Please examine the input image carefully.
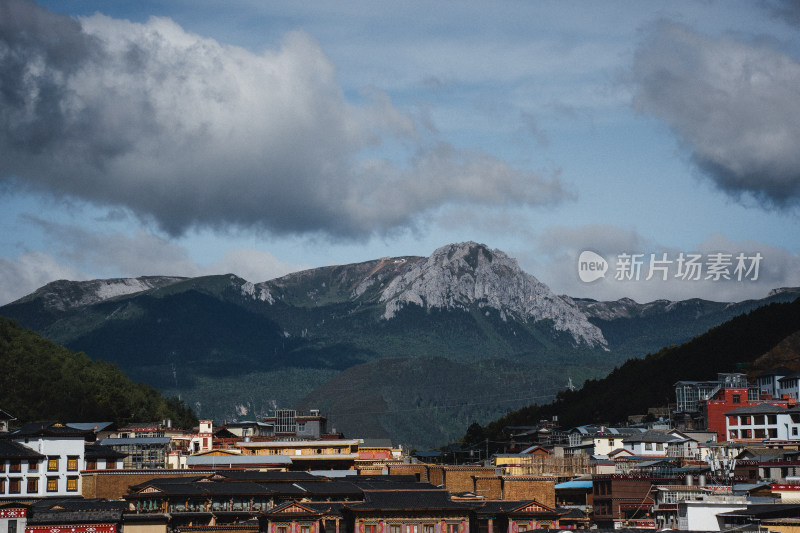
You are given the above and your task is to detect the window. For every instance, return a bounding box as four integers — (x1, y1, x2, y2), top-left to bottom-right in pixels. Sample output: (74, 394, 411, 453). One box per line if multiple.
(105, 459, 117, 470)
(517, 524, 528, 533)
(9, 460, 21, 473)
(365, 525, 376, 533)
(424, 525, 435, 533)
(67, 456, 79, 471)
(9, 478, 21, 493)
(8, 520, 16, 533)
(0, 477, 5, 493)
(390, 526, 402, 533)
(277, 527, 288, 533)
(0, 462, 5, 472)
(768, 415, 778, 425)
(48, 457, 59, 472)
(608, 439, 615, 446)
(86, 459, 97, 470)
(28, 459, 39, 471)
(47, 477, 58, 492)
(645, 443, 653, 451)
(754, 415, 765, 425)
(27, 478, 38, 493)
(67, 477, 78, 492)
(732, 394, 741, 404)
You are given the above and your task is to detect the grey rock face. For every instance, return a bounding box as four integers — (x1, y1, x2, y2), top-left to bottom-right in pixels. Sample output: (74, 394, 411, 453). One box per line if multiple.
(14, 276, 185, 311)
(379, 242, 607, 347)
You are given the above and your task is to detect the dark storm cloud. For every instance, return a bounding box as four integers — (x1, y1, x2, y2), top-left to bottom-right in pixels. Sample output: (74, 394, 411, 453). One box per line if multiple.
(631, 21, 800, 208)
(0, 0, 571, 239)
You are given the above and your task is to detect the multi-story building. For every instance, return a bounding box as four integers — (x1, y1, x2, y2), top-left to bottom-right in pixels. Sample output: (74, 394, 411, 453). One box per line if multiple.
(564, 426, 646, 457)
(1, 422, 90, 498)
(725, 403, 795, 442)
(235, 439, 361, 471)
(261, 409, 332, 440)
(621, 430, 680, 457)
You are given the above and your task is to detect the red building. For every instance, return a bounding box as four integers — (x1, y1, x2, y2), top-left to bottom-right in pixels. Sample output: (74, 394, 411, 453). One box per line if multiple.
(704, 385, 796, 442)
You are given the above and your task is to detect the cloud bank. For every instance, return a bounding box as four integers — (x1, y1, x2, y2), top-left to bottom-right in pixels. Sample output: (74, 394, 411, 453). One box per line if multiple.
(631, 21, 800, 208)
(0, 0, 570, 239)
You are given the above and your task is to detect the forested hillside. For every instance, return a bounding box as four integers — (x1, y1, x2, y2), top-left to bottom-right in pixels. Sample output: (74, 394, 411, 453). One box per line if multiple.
(0, 315, 197, 428)
(463, 297, 800, 450)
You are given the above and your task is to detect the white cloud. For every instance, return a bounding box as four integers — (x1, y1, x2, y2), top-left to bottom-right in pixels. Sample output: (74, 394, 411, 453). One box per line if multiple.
(0, 0, 571, 240)
(0, 216, 308, 305)
(631, 21, 800, 207)
(523, 224, 800, 303)
(0, 251, 88, 305)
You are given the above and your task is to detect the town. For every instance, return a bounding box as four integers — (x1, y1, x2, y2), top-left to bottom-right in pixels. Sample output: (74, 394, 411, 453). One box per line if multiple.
(6, 369, 800, 532)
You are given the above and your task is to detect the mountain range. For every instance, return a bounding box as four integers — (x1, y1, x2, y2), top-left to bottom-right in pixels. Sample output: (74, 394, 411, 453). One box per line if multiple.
(2, 241, 798, 448)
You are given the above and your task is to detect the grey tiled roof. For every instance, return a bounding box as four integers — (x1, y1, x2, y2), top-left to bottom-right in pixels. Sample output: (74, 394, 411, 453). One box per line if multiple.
(0, 439, 45, 459)
(346, 490, 475, 511)
(725, 403, 790, 415)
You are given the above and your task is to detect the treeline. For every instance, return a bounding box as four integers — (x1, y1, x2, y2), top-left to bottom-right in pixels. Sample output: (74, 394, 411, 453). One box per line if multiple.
(463, 297, 800, 450)
(0, 315, 197, 429)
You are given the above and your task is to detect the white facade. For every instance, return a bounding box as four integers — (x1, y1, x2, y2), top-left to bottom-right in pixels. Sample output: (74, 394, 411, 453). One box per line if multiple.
(725, 405, 800, 441)
(778, 375, 800, 401)
(14, 434, 85, 496)
(678, 497, 748, 531)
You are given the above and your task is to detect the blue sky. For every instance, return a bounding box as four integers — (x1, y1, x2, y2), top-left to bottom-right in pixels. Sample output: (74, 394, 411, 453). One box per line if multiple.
(1, 0, 799, 305)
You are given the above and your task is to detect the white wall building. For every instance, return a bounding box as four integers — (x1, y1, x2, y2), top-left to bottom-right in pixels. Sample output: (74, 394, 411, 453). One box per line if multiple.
(2, 422, 89, 497)
(677, 495, 748, 531)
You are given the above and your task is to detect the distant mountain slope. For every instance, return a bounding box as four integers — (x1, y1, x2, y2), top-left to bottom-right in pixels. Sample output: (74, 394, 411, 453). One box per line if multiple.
(0, 315, 197, 428)
(466, 297, 800, 451)
(1, 242, 797, 448)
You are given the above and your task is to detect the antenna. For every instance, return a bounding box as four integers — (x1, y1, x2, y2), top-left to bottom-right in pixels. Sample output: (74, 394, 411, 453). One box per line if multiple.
(567, 378, 576, 392)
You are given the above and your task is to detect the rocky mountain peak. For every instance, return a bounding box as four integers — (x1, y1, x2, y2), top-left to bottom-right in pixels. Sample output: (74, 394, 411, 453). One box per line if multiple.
(379, 242, 607, 347)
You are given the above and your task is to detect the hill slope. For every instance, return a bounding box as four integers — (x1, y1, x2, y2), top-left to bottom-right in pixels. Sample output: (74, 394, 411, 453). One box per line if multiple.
(0, 316, 197, 428)
(1, 242, 798, 448)
(466, 297, 800, 450)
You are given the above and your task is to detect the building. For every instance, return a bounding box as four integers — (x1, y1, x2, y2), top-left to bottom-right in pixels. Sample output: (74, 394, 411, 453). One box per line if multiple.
(235, 439, 360, 471)
(98, 437, 171, 469)
(260, 410, 333, 440)
(592, 474, 675, 528)
(676, 493, 749, 531)
(725, 403, 796, 442)
(2, 422, 91, 498)
(621, 430, 680, 457)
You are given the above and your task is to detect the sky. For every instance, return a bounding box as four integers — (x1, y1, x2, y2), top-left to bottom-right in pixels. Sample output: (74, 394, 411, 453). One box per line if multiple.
(1, 0, 799, 306)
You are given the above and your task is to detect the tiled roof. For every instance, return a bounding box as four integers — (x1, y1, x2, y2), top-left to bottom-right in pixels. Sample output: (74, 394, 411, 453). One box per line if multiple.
(28, 499, 127, 525)
(99, 437, 172, 445)
(0, 439, 45, 459)
(215, 471, 321, 482)
(347, 490, 475, 511)
(10, 422, 91, 438)
(622, 430, 679, 443)
(756, 367, 793, 378)
(351, 480, 440, 492)
(84, 443, 127, 458)
(725, 403, 790, 415)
